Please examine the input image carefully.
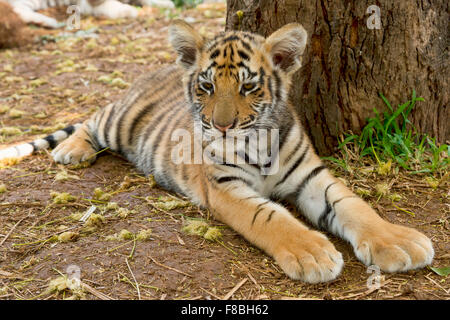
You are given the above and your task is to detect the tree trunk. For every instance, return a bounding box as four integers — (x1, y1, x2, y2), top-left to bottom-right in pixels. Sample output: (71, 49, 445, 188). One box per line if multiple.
(226, 0, 448, 155)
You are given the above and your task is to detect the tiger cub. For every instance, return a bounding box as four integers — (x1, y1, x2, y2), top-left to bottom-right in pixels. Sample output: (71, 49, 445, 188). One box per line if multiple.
(2, 21, 434, 283)
(6, 0, 174, 29)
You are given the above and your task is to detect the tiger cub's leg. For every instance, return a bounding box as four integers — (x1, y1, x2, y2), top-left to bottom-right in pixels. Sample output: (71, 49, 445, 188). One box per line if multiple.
(51, 121, 99, 164)
(276, 153, 434, 272)
(197, 176, 344, 283)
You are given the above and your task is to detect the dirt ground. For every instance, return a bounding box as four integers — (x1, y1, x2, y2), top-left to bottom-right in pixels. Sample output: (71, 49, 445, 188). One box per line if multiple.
(0, 4, 449, 300)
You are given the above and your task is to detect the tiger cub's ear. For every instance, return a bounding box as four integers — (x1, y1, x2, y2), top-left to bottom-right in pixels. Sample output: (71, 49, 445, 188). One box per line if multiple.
(169, 19, 204, 69)
(264, 23, 308, 74)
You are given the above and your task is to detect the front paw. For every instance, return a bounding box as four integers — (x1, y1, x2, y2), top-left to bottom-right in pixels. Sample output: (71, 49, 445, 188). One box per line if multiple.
(354, 222, 434, 272)
(52, 138, 97, 165)
(273, 230, 343, 283)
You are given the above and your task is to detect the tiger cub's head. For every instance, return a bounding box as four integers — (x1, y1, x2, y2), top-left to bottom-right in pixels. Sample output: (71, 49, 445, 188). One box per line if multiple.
(169, 20, 307, 136)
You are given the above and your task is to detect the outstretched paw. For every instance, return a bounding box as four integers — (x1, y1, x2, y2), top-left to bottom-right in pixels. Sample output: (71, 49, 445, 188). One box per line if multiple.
(354, 222, 434, 272)
(52, 137, 97, 165)
(274, 230, 343, 283)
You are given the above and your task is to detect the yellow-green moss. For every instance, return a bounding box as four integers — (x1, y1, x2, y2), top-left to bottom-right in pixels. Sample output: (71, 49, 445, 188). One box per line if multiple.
(51, 191, 76, 204)
(136, 229, 152, 241)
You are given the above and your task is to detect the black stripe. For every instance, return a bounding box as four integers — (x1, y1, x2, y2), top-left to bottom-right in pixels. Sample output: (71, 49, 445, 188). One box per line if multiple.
(62, 125, 76, 135)
(45, 135, 57, 149)
(219, 162, 255, 176)
(318, 182, 337, 230)
(242, 152, 260, 170)
(267, 75, 273, 100)
(222, 35, 240, 43)
(332, 196, 358, 208)
(295, 165, 327, 198)
(251, 208, 263, 226)
(215, 176, 251, 186)
(228, 44, 235, 61)
(258, 67, 265, 86)
(240, 40, 253, 53)
(266, 210, 275, 223)
(277, 120, 294, 155)
(210, 49, 220, 59)
(104, 102, 118, 147)
(242, 33, 255, 41)
(284, 131, 304, 164)
(272, 70, 282, 101)
(187, 71, 196, 103)
(237, 50, 250, 61)
(128, 103, 156, 145)
(275, 144, 309, 187)
(256, 200, 269, 211)
(146, 104, 183, 172)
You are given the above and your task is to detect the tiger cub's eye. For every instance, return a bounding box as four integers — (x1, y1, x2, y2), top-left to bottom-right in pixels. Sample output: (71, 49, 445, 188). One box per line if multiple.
(243, 83, 255, 91)
(202, 82, 213, 90)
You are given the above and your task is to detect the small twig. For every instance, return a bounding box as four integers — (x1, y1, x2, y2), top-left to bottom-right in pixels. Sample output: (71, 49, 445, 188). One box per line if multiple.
(424, 274, 449, 294)
(222, 278, 248, 300)
(125, 258, 141, 300)
(391, 203, 416, 217)
(81, 282, 113, 300)
(147, 254, 192, 278)
(339, 280, 392, 299)
(128, 236, 137, 259)
(200, 287, 221, 300)
(0, 202, 43, 208)
(0, 216, 27, 246)
(131, 195, 179, 222)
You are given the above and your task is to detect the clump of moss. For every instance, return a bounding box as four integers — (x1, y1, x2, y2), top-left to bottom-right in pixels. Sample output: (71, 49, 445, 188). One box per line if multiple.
(118, 229, 134, 240)
(46, 276, 85, 299)
(0, 126, 21, 136)
(424, 176, 439, 190)
(8, 108, 25, 119)
(111, 78, 129, 89)
(182, 220, 223, 242)
(147, 174, 156, 188)
(54, 170, 80, 181)
(203, 227, 222, 242)
(58, 231, 79, 242)
(105, 202, 119, 211)
(375, 183, 390, 197)
(0, 104, 10, 114)
(106, 229, 134, 241)
(51, 191, 76, 204)
(93, 187, 112, 201)
(85, 213, 105, 228)
(136, 229, 152, 241)
(0, 157, 21, 168)
(388, 193, 402, 202)
(355, 187, 371, 198)
(68, 161, 92, 170)
(0, 183, 6, 193)
(182, 220, 209, 236)
(154, 196, 190, 211)
(377, 160, 392, 176)
(117, 207, 131, 218)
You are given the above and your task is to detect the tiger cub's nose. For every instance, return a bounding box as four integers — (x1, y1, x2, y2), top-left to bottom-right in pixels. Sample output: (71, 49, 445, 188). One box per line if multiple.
(213, 120, 234, 133)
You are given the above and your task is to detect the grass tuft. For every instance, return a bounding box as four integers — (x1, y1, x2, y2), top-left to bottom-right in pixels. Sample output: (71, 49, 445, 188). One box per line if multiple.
(325, 91, 449, 175)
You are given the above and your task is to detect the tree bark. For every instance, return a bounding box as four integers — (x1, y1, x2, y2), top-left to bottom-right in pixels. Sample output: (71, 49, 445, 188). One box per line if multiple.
(226, 0, 448, 155)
